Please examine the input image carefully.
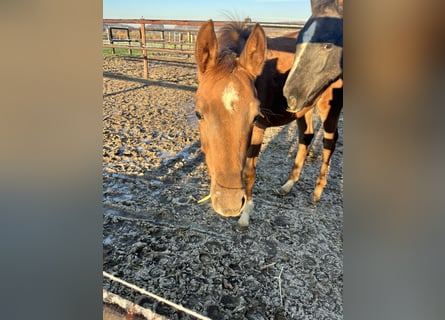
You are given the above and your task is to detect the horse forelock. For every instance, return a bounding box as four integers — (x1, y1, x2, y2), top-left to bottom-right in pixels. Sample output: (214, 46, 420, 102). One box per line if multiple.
(218, 22, 252, 55)
(216, 50, 237, 74)
(209, 22, 253, 75)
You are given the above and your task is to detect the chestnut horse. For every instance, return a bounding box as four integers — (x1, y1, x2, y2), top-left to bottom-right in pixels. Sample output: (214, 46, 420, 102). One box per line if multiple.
(195, 18, 341, 226)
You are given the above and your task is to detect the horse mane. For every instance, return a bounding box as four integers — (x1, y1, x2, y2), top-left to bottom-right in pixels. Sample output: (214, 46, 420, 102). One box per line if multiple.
(311, 0, 343, 16)
(215, 22, 253, 74)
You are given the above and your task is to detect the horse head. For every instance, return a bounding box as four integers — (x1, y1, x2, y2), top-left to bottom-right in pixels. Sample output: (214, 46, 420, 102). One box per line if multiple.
(284, 0, 343, 112)
(195, 20, 267, 217)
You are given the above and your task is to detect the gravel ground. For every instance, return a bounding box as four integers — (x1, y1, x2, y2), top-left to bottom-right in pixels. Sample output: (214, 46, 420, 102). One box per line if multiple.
(102, 55, 343, 320)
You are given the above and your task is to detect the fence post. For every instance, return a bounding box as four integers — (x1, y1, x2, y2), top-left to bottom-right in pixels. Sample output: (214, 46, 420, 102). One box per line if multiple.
(161, 30, 165, 48)
(140, 23, 148, 79)
(107, 27, 115, 54)
(127, 28, 132, 55)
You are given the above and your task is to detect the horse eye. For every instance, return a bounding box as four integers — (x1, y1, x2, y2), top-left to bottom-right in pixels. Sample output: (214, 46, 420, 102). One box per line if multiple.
(195, 111, 204, 120)
(324, 43, 333, 50)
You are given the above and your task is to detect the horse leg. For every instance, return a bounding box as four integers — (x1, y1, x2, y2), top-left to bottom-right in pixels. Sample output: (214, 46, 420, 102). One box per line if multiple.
(312, 128, 338, 203)
(238, 125, 265, 227)
(312, 87, 342, 203)
(279, 111, 314, 195)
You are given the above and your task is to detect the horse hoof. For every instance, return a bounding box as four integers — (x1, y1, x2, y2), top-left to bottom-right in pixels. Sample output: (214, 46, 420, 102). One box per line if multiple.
(238, 214, 250, 227)
(238, 200, 254, 227)
(278, 181, 294, 195)
(310, 193, 321, 205)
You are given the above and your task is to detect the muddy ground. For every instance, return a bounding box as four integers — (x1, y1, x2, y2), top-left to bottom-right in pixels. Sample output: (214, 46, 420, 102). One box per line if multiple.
(102, 54, 343, 320)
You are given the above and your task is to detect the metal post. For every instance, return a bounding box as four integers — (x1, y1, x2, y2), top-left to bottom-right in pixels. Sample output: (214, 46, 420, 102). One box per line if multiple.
(162, 30, 165, 49)
(127, 28, 132, 55)
(108, 27, 115, 54)
(140, 23, 148, 79)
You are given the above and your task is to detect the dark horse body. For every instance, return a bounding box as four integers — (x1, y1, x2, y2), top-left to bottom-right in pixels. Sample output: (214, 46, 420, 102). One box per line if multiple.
(195, 3, 343, 226)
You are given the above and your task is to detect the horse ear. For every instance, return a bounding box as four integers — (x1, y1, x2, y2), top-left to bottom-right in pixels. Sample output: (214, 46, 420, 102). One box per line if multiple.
(239, 23, 266, 77)
(195, 20, 218, 79)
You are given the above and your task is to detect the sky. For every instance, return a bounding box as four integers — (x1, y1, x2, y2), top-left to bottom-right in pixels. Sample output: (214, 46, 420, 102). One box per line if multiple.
(103, 0, 311, 23)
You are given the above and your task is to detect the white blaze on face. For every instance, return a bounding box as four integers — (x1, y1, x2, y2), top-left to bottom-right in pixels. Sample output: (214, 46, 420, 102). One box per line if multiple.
(286, 20, 317, 83)
(288, 42, 309, 81)
(222, 82, 239, 112)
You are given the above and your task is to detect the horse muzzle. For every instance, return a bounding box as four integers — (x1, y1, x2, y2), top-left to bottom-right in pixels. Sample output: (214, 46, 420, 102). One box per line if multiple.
(286, 95, 299, 113)
(211, 188, 247, 217)
(284, 83, 305, 113)
(286, 95, 308, 113)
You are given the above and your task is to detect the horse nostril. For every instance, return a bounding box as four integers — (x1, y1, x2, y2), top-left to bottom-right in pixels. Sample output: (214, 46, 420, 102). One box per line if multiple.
(287, 95, 297, 109)
(240, 195, 247, 211)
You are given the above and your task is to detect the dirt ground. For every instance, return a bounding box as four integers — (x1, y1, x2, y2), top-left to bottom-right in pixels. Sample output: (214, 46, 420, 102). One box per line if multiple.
(102, 55, 343, 320)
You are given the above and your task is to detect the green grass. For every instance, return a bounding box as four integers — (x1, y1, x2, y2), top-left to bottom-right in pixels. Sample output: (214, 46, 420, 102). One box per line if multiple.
(103, 47, 143, 57)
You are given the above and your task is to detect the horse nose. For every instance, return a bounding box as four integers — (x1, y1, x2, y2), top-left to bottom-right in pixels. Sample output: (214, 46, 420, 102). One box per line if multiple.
(212, 191, 247, 217)
(240, 194, 247, 212)
(286, 95, 298, 112)
(222, 194, 246, 217)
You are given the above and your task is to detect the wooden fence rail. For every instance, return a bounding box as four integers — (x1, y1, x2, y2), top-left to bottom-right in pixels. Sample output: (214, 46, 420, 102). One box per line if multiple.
(103, 19, 303, 79)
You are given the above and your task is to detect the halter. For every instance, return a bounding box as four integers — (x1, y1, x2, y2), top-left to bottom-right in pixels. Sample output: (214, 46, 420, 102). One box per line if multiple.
(215, 181, 244, 190)
(296, 17, 343, 47)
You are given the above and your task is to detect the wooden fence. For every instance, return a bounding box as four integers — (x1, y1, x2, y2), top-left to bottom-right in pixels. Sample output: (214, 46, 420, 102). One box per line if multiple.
(103, 19, 303, 79)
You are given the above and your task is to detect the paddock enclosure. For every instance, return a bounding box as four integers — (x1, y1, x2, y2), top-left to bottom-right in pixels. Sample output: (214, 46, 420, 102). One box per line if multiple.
(103, 19, 343, 320)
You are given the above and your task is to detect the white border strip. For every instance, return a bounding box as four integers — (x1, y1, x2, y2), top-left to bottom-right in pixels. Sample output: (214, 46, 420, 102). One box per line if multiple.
(103, 271, 211, 320)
